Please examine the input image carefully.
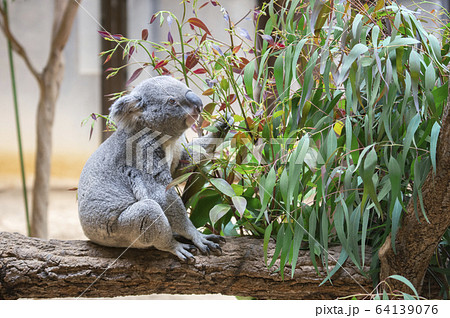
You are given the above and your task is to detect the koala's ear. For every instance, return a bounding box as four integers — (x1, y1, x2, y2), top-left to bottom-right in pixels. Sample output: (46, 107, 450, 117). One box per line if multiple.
(109, 94, 143, 128)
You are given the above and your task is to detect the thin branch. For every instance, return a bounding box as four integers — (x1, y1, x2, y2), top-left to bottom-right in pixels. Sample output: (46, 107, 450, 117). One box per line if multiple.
(0, 5, 42, 84)
(48, 0, 80, 61)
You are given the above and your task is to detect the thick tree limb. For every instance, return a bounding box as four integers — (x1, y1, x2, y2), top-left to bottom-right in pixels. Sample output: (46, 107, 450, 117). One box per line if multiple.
(379, 82, 450, 292)
(0, 232, 372, 300)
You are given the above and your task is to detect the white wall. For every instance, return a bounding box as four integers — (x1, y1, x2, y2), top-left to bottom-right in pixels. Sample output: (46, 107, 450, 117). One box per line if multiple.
(0, 0, 102, 184)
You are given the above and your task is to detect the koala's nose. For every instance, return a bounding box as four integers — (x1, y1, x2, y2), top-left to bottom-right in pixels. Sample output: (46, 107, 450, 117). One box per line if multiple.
(185, 91, 203, 112)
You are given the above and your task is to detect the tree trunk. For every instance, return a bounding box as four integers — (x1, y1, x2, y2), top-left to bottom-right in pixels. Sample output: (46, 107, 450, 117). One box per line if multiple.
(0, 232, 372, 300)
(29, 0, 80, 238)
(378, 83, 450, 293)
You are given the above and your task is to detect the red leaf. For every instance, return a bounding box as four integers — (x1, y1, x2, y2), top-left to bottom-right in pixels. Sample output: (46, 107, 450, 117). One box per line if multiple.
(202, 88, 215, 96)
(260, 34, 274, 45)
(142, 29, 148, 41)
(210, 0, 218, 6)
(185, 52, 199, 70)
(103, 53, 113, 64)
(152, 51, 156, 59)
(232, 43, 242, 54)
(98, 30, 112, 39)
(154, 60, 169, 69)
(226, 94, 236, 104)
(126, 67, 144, 86)
(193, 68, 207, 74)
(200, 33, 208, 44)
(128, 46, 135, 60)
(161, 67, 171, 75)
(111, 34, 123, 40)
(201, 119, 210, 128)
(187, 17, 211, 35)
(219, 102, 227, 111)
(199, 1, 209, 9)
(150, 14, 157, 24)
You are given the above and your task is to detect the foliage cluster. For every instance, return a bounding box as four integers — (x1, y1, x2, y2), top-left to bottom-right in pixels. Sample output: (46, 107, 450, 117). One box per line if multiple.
(100, 0, 449, 291)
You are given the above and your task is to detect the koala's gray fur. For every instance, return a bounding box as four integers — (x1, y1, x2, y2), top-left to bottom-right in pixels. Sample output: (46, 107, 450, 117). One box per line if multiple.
(78, 76, 227, 263)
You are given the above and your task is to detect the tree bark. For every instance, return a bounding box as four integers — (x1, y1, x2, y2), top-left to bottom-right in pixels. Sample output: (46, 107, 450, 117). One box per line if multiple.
(378, 83, 450, 293)
(29, 0, 80, 238)
(0, 232, 372, 300)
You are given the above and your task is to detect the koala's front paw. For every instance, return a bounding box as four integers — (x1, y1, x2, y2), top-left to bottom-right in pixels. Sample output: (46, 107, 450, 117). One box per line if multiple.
(214, 114, 234, 136)
(193, 234, 226, 256)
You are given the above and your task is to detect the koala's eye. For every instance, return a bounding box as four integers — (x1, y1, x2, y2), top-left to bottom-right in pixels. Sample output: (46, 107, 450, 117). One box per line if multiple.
(168, 97, 177, 106)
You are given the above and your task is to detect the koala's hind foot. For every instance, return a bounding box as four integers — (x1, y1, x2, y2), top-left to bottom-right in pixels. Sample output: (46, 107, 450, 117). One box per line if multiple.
(174, 233, 226, 256)
(190, 233, 226, 256)
(105, 200, 198, 263)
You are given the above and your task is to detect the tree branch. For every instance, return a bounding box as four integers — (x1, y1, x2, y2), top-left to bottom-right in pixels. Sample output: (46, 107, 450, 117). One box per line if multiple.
(0, 232, 372, 300)
(0, 4, 41, 83)
(48, 0, 80, 59)
(379, 78, 450, 293)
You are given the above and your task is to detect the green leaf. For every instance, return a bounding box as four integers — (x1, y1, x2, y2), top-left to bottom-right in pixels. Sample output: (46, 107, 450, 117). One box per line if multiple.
(243, 60, 255, 99)
(210, 178, 236, 197)
(258, 166, 276, 222)
(274, 54, 285, 99)
(231, 196, 247, 217)
(209, 203, 230, 226)
(311, 0, 332, 33)
(279, 223, 293, 279)
(361, 208, 369, 267)
(391, 199, 402, 254)
(352, 14, 364, 41)
(401, 113, 421, 165)
(263, 222, 273, 266)
(388, 157, 401, 211)
(388, 37, 419, 48)
(299, 51, 319, 112)
(425, 63, 436, 91)
(308, 209, 319, 272)
(428, 34, 442, 61)
(360, 148, 383, 215)
(320, 249, 348, 285)
(339, 43, 368, 84)
(409, 50, 421, 112)
(430, 122, 441, 174)
(387, 275, 420, 299)
(166, 172, 194, 190)
(269, 224, 285, 268)
(291, 39, 308, 79)
(290, 215, 305, 278)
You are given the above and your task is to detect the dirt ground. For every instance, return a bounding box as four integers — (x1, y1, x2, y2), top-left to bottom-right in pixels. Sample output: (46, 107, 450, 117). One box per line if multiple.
(0, 179, 234, 299)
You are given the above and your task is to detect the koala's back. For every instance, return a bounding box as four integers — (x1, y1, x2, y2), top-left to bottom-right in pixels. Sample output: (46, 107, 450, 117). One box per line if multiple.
(78, 131, 135, 227)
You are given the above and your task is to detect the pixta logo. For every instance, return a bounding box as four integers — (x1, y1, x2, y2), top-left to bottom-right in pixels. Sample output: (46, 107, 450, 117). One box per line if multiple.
(125, 128, 227, 173)
(125, 128, 172, 173)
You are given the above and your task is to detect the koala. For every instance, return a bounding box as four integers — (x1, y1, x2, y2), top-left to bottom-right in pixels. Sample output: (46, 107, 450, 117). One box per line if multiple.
(78, 76, 228, 263)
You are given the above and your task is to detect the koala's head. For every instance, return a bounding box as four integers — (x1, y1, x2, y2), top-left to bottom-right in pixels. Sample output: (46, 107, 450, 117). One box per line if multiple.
(109, 76, 203, 136)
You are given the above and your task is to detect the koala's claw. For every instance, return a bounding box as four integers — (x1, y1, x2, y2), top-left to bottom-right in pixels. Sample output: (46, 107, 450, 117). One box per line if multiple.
(204, 234, 226, 245)
(214, 114, 234, 134)
(187, 244, 198, 255)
